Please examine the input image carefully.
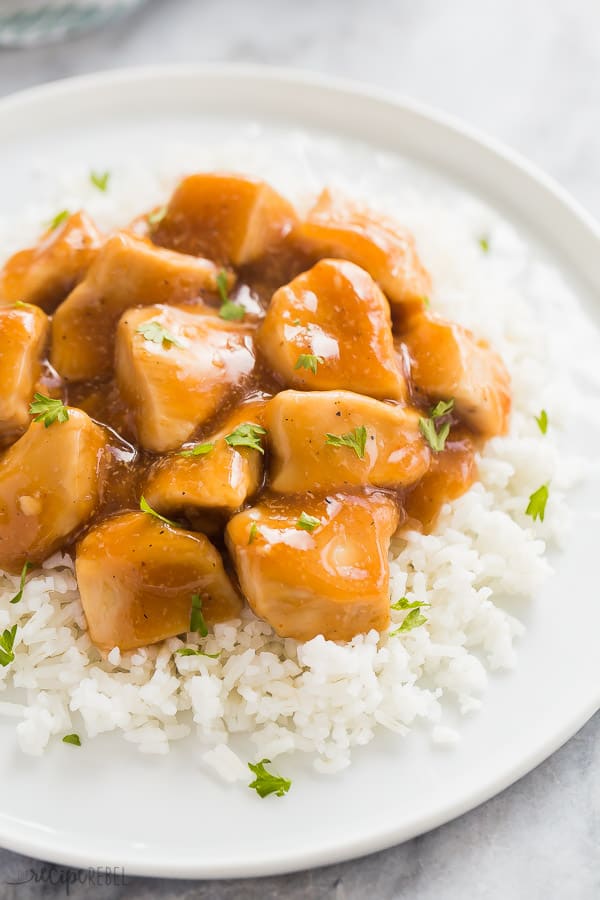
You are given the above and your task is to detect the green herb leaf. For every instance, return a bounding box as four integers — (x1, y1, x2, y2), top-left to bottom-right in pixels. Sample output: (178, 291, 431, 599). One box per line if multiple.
(147, 205, 167, 227)
(430, 399, 454, 419)
(90, 170, 110, 192)
(62, 733, 81, 747)
(10, 561, 32, 605)
(423, 296, 431, 309)
(535, 410, 548, 435)
(225, 423, 267, 454)
(325, 425, 368, 459)
(47, 209, 70, 231)
(29, 393, 69, 428)
(390, 609, 428, 636)
(294, 354, 324, 376)
(419, 417, 450, 452)
(176, 647, 220, 659)
(139, 495, 178, 528)
(190, 593, 208, 637)
(296, 512, 320, 532)
(248, 522, 258, 545)
(0, 625, 17, 667)
(391, 596, 430, 612)
(179, 442, 215, 458)
(479, 236, 490, 253)
(14, 300, 29, 309)
(526, 484, 549, 522)
(248, 759, 291, 798)
(216, 270, 245, 321)
(292, 318, 301, 326)
(136, 320, 185, 348)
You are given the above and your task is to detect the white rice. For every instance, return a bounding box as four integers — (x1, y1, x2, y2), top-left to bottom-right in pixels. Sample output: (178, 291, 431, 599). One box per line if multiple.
(0, 132, 591, 779)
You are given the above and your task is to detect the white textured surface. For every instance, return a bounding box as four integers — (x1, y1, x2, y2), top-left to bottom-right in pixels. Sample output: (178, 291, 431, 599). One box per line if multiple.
(0, 1, 598, 896)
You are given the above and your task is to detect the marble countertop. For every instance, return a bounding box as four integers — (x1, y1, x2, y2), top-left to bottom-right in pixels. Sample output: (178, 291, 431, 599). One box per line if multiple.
(0, 1, 598, 896)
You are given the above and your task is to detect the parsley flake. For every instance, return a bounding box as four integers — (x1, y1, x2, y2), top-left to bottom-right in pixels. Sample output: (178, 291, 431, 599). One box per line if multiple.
(62, 733, 81, 747)
(225, 423, 267, 454)
(248, 759, 291, 798)
(526, 484, 549, 522)
(423, 296, 431, 309)
(47, 209, 70, 231)
(90, 170, 110, 192)
(325, 425, 368, 459)
(179, 442, 215, 458)
(535, 410, 548, 435)
(190, 593, 208, 637)
(391, 596, 430, 612)
(139, 496, 178, 527)
(147, 205, 167, 227)
(176, 647, 220, 659)
(295, 354, 324, 375)
(479, 236, 490, 253)
(217, 271, 245, 321)
(296, 512, 320, 532)
(0, 625, 17, 668)
(419, 399, 454, 452)
(248, 522, 258, 545)
(10, 561, 33, 605)
(390, 609, 428, 635)
(136, 320, 185, 348)
(29, 393, 69, 428)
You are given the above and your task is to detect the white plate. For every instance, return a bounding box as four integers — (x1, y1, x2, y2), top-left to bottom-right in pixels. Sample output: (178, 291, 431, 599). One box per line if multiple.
(0, 65, 599, 879)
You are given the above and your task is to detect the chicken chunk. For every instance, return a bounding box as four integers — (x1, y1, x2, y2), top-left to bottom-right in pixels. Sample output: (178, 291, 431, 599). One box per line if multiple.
(257, 259, 406, 400)
(0, 409, 108, 572)
(51, 233, 226, 380)
(403, 313, 511, 437)
(76, 511, 242, 653)
(300, 189, 431, 316)
(152, 172, 297, 265)
(265, 389, 430, 493)
(226, 493, 399, 642)
(115, 304, 255, 452)
(144, 401, 266, 528)
(0, 212, 101, 312)
(0, 304, 49, 444)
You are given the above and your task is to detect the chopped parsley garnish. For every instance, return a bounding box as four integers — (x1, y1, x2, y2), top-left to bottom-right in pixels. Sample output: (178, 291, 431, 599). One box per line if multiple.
(296, 512, 319, 532)
(139, 495, 177, 527)
(248, 522, 258, 545)
(90, 170, 110, 192)
(430, 399, 454, 419)
(14, 300, 29, 309)
(526, 484, 549, 522)
(535, 409, 548, 434)
(390, 609, 428, 635)
(325, 425, 367, 459)
(136, 320, 184, 348)
(10, 561, 32, 605)
(176, 647, 220, 659)
(29, 393, 69, 428)
(0, 625, 17, 668)
(147, 205, 167, 227)
(419, 398, 454, 452)
(294, 354, 324, 375)
(423, 296, 431, 309)
(62, 733, 81, 747)
(479, 236, 490, 252)
(248, 759, 291, 798)
(292, 318, 301, 326)
(217, 271, 245, 321)
(179, 442, 215, 458)
(391, 596, 430, 612)
(47, 209, 70, 231)
(225, 423, 267, 454)
(190, 593, 208, 637)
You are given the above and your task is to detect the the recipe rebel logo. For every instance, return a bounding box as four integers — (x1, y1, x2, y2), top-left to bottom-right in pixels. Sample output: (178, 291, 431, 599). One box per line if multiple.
(5, 864, 129, 894)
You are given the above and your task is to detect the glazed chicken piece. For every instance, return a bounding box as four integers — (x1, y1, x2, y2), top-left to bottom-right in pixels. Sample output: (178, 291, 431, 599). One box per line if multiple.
(0, 409, 108, 572)
(115, 304, 255, 452)
(226, 493, 399, 642)
(403, 313, 511, 437)
(0, 212, 101, 313)
(76, 511, 242, 653)
(0, 304, 49, 445)
(257, 259, 406, 400)
(265, 389, 430, 494)
(144, 401, 266, 529)
(51, 233, 227, 380)
(152, 172, 297, 266)
(300, 189, 431, 317)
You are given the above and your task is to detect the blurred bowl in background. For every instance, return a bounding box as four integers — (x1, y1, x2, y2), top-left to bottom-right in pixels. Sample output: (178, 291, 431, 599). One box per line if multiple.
(0, 0, 147, 47)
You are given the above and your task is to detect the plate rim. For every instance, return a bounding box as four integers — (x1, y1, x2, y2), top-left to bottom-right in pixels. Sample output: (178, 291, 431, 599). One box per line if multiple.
(0, 63, 598, 879)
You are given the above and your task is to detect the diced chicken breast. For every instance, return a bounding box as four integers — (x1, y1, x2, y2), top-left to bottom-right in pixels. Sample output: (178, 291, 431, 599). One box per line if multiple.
(300, 189, 431, 316)
(76, 511, 242, 653)
(226, 493, 399, 642)
(257, 259, 406, 400)
(144, 401, 266, 528)
(152, 172, 297, 265)
(115, 305, 255, 452)
(0, 409, 108, 572)
(403, 313, 511, 437)
(0, 305, 49, 444)
(51, 233, 226, 380)
(265, 390, 430, 494)
(0, 212, 102, 312)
